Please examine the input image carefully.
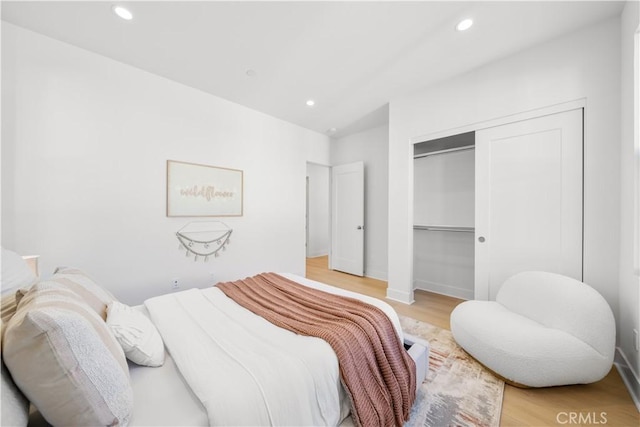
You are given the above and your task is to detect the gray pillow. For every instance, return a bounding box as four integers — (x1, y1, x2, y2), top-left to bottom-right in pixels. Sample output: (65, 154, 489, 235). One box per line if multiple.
(1, 360, 29, 427)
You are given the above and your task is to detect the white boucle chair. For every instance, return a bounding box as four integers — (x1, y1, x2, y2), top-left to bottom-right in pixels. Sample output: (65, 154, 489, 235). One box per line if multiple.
(450, 271, 616, 387)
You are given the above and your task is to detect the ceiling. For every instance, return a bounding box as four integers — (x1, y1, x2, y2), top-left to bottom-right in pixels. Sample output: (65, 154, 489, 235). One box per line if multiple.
(1, 1, 625, 138)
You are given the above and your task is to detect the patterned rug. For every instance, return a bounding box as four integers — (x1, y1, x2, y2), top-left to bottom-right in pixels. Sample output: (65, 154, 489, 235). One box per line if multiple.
(400, 316, 504, 427)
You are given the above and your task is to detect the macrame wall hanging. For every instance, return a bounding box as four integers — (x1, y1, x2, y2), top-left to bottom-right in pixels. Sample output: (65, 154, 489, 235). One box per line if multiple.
(176, 221, 232, 262)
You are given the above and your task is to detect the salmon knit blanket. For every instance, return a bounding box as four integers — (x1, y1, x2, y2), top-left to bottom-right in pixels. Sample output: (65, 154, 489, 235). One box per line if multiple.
(216, 273, 416, 427)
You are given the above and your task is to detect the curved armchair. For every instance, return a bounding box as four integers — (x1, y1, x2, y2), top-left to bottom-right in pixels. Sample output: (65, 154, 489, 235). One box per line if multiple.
(450, 271, 615, 387)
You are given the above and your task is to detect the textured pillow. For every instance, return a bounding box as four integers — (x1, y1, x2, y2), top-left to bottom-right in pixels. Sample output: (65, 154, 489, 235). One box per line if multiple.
(1, 247, 37, 295)
(3, 280, 133, 426)
(107, 301, 165, 367)
(17, 266, 118, 320)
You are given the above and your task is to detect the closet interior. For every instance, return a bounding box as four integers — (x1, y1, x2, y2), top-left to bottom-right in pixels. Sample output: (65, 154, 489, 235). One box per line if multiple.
(413, 131, 475, 300)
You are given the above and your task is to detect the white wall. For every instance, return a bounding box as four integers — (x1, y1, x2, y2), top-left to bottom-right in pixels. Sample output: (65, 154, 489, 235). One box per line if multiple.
(1, 23, 331, 305)
(306, 138, 330, 168)
(413, 150, 474, 228)
(306, 163, 329, 258)
(389, 16, 622, 315)
(619, 0, 640, 402)
(332, 124, 388, 280)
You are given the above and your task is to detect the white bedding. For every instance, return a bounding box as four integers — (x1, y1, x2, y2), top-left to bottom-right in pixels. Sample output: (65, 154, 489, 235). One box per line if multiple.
(142, 273, 404, 427)
(127, 306, 208, 426)
(128, 350, 208, 426)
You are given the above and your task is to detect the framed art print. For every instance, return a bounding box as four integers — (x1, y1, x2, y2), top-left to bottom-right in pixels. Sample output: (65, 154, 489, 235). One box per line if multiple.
(167, 160, 243, 217)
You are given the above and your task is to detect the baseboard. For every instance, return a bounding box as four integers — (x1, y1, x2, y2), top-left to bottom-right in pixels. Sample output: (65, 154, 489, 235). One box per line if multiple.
(386, 287, 414, 305)
(414, 279, 473, 300)
(306, 251, 328, 258)
(364, 269, 387, 281)
(614, 347, 640, 412)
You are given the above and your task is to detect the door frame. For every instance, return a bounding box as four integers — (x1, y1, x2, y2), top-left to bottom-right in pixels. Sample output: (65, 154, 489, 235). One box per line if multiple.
(411, 99, 586, 145)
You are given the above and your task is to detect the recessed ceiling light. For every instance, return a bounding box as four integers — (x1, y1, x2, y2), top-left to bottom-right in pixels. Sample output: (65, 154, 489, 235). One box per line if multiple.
(246, 69, 257, 77)
(327, 128, 337, 134)
(112, 5, 133, 21)
(456, 18, 473, 32)
(306, 100, 315, 107)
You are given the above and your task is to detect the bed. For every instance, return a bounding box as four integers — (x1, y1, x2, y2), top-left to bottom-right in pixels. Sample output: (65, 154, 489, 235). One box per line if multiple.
(1, 248, 429, 427)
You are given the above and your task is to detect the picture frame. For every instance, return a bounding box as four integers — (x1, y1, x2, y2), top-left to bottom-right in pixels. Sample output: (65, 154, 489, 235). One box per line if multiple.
(166, 160, 243, 217)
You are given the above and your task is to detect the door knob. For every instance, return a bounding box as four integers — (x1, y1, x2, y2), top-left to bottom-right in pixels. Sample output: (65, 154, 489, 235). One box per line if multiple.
(357, 225, 364, 230)
(478, 236, 486, 243)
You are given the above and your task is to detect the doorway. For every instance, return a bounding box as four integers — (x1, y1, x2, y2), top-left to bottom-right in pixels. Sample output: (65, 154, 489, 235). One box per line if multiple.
(305, 163, 330, 259)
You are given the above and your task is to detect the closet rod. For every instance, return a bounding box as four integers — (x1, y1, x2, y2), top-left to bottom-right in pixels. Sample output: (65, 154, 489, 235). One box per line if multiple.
(413, 225, 475, 233)
(413, 145, 474, 159)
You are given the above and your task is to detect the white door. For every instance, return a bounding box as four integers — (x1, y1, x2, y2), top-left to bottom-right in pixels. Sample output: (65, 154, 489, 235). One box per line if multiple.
(331, 161, 364, 276)
(475, 108, 583, 300)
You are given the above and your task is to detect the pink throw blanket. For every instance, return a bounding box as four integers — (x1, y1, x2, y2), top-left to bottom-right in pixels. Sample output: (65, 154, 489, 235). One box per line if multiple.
(216, 273, 416, 427)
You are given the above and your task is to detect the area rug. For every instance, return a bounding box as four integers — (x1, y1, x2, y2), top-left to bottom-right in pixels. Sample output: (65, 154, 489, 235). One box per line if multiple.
(400, 316, 504, 427)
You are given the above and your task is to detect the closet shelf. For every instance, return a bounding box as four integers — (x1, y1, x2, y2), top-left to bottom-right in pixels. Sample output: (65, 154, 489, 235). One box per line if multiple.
(413, 225, 475, 233)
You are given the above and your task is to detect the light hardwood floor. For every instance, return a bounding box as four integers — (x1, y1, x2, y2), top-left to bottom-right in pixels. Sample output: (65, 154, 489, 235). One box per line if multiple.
(305, 256, 639, 427)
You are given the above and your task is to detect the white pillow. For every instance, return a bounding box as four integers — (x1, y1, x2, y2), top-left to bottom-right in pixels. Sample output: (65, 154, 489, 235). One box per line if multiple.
(1, 247, 36, 294)
(106, 301, 165, 367)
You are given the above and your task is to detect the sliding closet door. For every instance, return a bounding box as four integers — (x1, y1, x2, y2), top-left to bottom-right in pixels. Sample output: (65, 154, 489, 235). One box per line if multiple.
(475, 109, 583, 300)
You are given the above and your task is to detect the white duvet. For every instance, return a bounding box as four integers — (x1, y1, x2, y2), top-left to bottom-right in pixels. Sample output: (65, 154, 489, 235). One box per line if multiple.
(144, 274, 404, 427)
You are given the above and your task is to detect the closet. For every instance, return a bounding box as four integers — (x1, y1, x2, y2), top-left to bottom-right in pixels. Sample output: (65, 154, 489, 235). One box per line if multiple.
(413, 132, 475, 300)
(413, 108, 584, 301)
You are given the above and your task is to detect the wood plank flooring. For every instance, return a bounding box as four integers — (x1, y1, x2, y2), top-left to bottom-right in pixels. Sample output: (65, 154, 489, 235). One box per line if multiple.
(305, 256, 639, 427)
